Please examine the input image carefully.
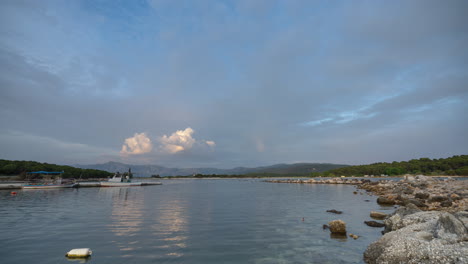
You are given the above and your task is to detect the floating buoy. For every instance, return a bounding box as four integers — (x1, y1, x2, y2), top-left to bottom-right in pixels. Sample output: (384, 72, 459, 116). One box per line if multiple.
(11, 191, 17, 195)
(65, 248, 92, 258)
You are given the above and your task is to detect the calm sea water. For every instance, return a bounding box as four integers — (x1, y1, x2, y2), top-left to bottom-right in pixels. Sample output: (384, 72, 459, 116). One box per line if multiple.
(0, 179, 394, 264)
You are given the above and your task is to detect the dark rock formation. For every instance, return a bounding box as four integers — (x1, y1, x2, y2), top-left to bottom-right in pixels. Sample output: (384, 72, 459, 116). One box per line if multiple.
(364, 221, 385, 227)
(406, 198, 428, 208)
(377, 196, 395, 205)
(415, 192, 430, 199)
(440, 200, 453, 207)
(326, 209, 343, 214)
(429, 195, 448, 203)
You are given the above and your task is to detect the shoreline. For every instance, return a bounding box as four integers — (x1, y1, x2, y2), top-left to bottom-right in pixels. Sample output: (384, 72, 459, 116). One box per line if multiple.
(267, 175, 468, 263)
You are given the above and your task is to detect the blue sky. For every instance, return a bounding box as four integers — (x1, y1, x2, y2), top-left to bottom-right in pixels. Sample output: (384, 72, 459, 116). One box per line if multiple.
(1, 0, 467, 168)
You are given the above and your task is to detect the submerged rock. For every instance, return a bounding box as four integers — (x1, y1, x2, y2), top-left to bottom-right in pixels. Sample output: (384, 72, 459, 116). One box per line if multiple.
(328, 220, 347, 235)
(364, 221, 385, 228)
(326, 209, 343, 214)
(370, 211, 387, 220)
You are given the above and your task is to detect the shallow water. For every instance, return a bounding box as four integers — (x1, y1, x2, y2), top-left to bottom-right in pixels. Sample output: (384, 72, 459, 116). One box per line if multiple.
(0, 179, 394, 264)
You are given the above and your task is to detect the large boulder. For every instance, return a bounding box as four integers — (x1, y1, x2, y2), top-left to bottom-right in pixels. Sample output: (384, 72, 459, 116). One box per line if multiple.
(383, 204, 421, 233)
(364, 211, 468, 264)
(435, 212, 468, 242)
(454, 211, 468, 228)
(328, 220, 347, 235)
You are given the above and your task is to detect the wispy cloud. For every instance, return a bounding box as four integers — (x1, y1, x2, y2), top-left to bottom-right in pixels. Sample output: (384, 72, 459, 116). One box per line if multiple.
(301, 111, 377, 127)
(0, 130, 118, 164)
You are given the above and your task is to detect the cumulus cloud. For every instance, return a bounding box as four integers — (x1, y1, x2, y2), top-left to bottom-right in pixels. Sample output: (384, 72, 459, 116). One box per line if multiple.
(159, 127, 196, 154)
(120, 133, 153, 155)
(159, 127, 215, 154)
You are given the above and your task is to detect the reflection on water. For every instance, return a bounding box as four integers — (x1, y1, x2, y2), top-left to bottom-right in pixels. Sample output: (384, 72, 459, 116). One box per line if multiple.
(104, 188, 144, 237)
(151, 199, 189, 258)
(330, 233, 348, 241)
(66, 257, 91, 264)
(0, 180, 389, 264)
(101, 188, 144, 258)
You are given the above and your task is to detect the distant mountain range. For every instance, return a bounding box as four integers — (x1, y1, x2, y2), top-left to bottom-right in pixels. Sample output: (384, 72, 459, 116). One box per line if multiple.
(77, 161, 349, 177)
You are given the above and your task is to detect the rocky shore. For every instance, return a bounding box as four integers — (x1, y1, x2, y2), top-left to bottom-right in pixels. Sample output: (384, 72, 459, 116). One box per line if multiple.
(265, 178, 365, 185)
(360, 175, 468, 264)
(267, 175, 468, 263)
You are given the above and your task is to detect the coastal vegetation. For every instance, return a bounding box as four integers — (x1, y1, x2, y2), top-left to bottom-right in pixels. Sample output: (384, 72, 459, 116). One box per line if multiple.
(0, 159, 113, 179)
(313, 155, 468, 177)
(164, 173, 301, 178)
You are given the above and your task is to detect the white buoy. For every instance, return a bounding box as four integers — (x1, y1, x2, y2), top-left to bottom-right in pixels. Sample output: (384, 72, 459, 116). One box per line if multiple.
(65, 248, 92, 258)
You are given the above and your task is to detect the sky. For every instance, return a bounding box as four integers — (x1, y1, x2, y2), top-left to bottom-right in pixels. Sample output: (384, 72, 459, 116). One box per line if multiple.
(0, 0, 467, 168)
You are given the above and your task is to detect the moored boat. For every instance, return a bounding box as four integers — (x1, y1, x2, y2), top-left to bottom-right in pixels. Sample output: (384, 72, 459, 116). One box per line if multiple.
(23, 171, 77, 189)
(100, 169, 142, 187)
(23, 183, 78, 189)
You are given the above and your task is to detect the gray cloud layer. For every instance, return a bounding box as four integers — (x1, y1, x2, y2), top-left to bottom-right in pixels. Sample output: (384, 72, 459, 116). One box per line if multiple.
(1, 0, 467, 168)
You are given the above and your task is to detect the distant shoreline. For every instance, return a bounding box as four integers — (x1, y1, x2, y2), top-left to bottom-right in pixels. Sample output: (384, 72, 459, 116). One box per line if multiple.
(142, 175, 467, 180)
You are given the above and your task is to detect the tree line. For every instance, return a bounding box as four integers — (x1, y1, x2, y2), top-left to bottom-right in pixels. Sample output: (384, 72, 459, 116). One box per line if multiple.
(313, 155, 468, 177)
(0, 159, 113, 179)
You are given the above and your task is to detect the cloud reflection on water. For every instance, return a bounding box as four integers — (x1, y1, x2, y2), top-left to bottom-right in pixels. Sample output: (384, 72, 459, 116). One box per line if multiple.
(106, 188, 144, 237)
(101, 187, 145, 258)
(150, 199, 189, 258)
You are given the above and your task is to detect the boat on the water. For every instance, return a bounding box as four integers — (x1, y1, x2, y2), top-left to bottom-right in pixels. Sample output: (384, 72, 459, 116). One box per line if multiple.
(23, 171, 77, 189)
(23, 183, 78, 189)
(100, 170, 142, 187)
(19, 169, 161, 189)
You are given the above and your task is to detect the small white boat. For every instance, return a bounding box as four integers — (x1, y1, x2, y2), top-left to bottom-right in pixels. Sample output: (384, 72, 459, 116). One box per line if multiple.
(100, 170, 142, 187)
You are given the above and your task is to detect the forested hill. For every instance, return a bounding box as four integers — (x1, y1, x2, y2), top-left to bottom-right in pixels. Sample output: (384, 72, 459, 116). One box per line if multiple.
(320, 155, 468, 177)
(0, 159, 113, 178)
